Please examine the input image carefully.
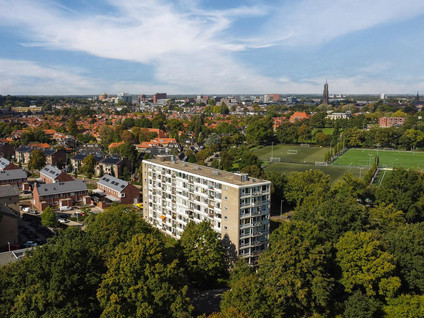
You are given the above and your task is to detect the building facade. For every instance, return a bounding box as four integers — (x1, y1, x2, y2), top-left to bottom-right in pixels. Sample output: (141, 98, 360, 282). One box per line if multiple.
(39, 165, 74, 184)
(142, 156, 271, 265)
(33, 180, 88, 211)
(0, 169, 27, 187)
(96, 174, 140, 205)
(379, 117, 406, 127)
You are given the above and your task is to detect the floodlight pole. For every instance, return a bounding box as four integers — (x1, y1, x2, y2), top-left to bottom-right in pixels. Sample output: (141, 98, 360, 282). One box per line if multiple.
(280, 199, 283, 216)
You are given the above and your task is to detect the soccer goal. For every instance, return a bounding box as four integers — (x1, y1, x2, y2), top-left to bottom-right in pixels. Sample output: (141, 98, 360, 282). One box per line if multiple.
(270, 157, 281, 163)
(300, 144, 310, 147)
(287, 149, 298, 155)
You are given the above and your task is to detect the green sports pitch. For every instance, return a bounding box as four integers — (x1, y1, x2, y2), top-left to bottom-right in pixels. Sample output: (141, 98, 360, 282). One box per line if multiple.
(255, 144, 329, 164)
(332, 148, 424, 170)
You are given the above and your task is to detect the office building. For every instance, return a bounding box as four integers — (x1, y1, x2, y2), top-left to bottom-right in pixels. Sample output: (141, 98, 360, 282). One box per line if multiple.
(142, 156, 271, 265)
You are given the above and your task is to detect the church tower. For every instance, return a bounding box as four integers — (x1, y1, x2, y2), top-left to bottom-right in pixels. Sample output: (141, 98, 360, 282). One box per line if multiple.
(322, 81, 329, 105)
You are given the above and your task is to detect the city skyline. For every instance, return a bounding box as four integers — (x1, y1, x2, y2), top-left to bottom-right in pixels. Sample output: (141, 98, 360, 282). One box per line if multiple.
(1, 0, 424, 95)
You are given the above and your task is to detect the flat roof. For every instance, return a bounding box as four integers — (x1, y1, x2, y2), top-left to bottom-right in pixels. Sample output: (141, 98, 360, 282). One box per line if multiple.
(0, 248, 32, 266)
(145, 158, 270, 187)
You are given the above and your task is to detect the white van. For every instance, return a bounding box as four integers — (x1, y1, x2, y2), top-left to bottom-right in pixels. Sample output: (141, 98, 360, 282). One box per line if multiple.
(59, 206, 72, 211)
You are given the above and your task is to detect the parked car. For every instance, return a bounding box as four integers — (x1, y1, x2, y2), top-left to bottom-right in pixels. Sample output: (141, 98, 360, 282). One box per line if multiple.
(22, 207, 30, 213)
(58, 218, 69, 223)
(59, 206, 72, 211)
(23, 241, 37, 247)
(29, 210, 39, 215)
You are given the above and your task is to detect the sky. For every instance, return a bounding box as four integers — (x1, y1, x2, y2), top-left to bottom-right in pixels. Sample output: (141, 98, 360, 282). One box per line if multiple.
(0, 0, 424, 95)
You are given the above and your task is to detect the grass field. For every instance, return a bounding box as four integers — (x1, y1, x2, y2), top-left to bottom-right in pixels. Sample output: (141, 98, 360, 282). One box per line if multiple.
(332, 148, 424, 169)
(255, 144, 329, 164)
(264, 162, 369, 182)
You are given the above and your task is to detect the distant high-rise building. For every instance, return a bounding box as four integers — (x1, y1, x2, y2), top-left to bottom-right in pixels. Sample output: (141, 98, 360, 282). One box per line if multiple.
(153, 93, 167, 104)
(322, 82, 329, 105)
(99, 93, 108, 101)
(380, 93, 385, 100)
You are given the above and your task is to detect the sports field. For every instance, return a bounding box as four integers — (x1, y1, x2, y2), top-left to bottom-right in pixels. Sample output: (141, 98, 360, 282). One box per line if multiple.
(332, 148, 424, 169)
(255, 144, 329, 164)
(264, 162, 369, 182)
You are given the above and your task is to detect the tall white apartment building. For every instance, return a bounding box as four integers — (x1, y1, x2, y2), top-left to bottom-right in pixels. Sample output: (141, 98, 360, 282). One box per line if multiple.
(142, 156, 271, 265)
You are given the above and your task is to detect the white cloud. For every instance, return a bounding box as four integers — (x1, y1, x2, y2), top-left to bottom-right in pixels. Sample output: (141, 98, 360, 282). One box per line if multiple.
(264, 0, 424, 47)
(0, 59, 98, 95)
(0, 0, 423, 94)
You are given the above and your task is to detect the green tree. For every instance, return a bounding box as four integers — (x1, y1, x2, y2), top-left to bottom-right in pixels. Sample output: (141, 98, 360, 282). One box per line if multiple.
(344, 291, 381, 318)
(118, 142, 138, 163)
(399, 129, 424, 150)
(245, 117, 273, 145)
(28, 148, 46, 171)
(86, 205, 154, 259)
(220, 259, 273, 318)
(375, 168, 424, 222)
(336, 231, 400, 298)
(0, 228, 103, 317)
(258, 221, 334, 316)
(384, 294, 424, 318)
(97, 233, 192, 318)
(369, 203, 405, 232)
(238, 150, 261, 171)
(293, 191, 368, 242)
(385, 223, 424, 292)
(80, 154, 96, 178)
(285, 169, 330, 207)
(41, 206, 58, 228)
(67, 117, 78, 136)
(99, 125, 114, 148)
(179, 221, 227, 288)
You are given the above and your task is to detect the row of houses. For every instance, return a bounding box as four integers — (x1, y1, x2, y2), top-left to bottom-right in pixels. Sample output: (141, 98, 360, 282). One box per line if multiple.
(33, 166, 140, 211)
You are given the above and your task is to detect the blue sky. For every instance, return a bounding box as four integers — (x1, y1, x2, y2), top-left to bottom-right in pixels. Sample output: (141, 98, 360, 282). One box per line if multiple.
(0, 0, 424, 95)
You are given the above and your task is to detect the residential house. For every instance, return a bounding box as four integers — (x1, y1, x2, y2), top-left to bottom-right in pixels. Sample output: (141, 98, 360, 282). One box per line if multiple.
(0, 185, 20, 212)
(15, 146, 33, 165)
(0, 169, 28, 187)
(77, 144, 105, 156)
(33, 180, 89, 211)
(0, 207, 19, 248)
(0, 142, 15, 159)
(0, 158, 19, 171)
(43, 148, 67, 167)
(326, 112, 352, 120)
(70, 154, 104, 171)
(96, 157, 132, 178)
(39, 165, 73, 184)
(289, 112, 311, 123)
(96, 174, 140, 205)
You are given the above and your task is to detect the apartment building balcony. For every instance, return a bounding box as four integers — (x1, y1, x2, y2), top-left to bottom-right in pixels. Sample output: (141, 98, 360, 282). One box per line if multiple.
(252, 231, 263, 237)
(240, 223, 251, 229)
(251, 241, 265, 247)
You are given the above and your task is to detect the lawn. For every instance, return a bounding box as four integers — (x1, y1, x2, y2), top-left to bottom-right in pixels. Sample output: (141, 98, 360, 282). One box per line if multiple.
(264, 162, 369, 183)
(332, 148, 424, 170)
(255, 144, 329, 164)
(312, 128, 334, 135)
